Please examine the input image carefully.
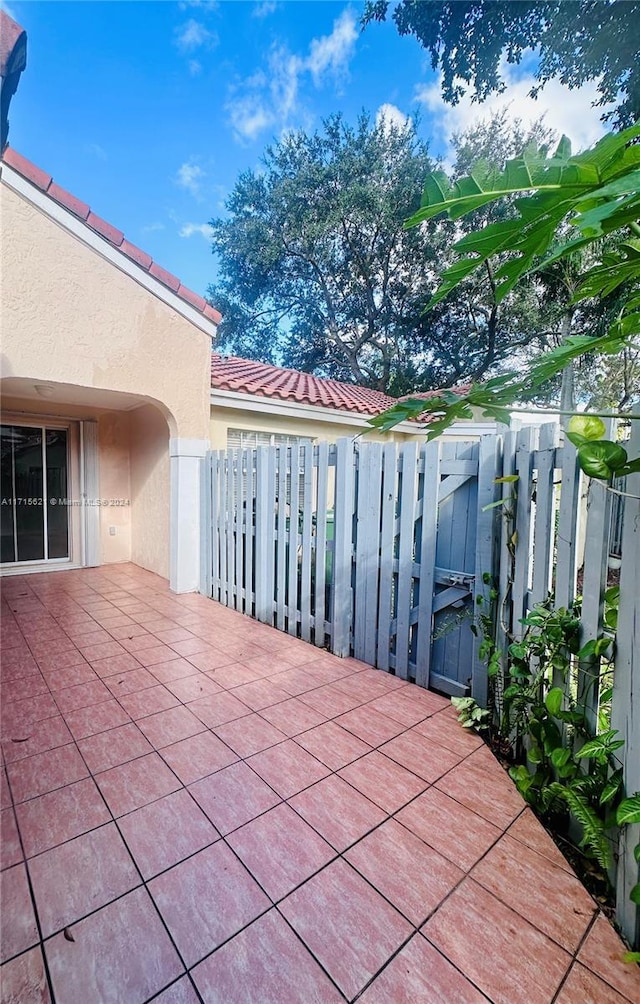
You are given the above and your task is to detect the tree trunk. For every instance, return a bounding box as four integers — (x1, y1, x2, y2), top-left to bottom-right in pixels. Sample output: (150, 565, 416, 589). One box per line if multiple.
(559, 312, 574, 429)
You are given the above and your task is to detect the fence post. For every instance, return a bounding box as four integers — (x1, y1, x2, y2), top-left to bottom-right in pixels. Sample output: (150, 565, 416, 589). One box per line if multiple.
(254, 447, 270, 623)
(331, 437, 356, 657)
(511, 425, 535, 639)
(612, 422, 640, 950)
(199, 451, 213, 597)
(471, 434, 501, 705)
(353, 441, 383, 665)
(578, 421, 615, 735)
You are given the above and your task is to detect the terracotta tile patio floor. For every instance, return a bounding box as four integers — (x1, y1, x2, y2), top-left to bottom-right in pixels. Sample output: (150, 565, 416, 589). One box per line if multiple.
(1, 564, 639, 1004)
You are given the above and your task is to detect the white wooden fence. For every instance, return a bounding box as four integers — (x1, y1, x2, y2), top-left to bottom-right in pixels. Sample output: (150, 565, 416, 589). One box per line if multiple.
(496, 421, 639, 948)
(201, 434, 500, 696)
(200, 421, 638, 947)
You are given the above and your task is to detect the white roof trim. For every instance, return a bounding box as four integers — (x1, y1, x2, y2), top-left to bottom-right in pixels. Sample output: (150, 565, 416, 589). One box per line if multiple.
(1, 163, 218, 341)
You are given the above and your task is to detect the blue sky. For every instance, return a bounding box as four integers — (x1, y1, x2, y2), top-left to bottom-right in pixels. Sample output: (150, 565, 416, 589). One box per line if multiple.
(5, 1, 613, 300)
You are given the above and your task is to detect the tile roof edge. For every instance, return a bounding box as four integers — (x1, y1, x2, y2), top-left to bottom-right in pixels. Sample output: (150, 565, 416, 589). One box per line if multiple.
(210, 353, 467, 421)
(1, 146, 223, 327)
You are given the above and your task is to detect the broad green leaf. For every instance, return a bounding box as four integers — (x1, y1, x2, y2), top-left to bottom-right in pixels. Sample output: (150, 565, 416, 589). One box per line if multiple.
(566, 415, 606, 446)
(545, 687, 564, 717)
(619, 457, 640, 476)
(630, 884, 640, 906)
(577, 441, 629, 480)
(600, 771, 623, 806)
(594, 636, 613, 657)
(605, 585, 620, 605)
(616, 794, 640, 826)
(550, 746, 572, 768)
(578, 640, 598, 660)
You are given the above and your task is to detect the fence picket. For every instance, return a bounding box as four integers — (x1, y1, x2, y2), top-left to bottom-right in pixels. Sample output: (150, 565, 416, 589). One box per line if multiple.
(286, 446, 301, 634)
(354, 442, 383, 664)
(226, 452, 236, 609)
(511, 426, 535, 639)
(471, 434, 500, 704)
(530, 423, 557, 610)
(200, 452, 213, 597)
(415, 441, 440, 689)
(235, 449, 244, 611)
(331, 438, 355, 657)
(395, 442, 419, 680)
(275, 448, 288, 631)
(243, 449, 254, 616)
(578, 422, 615, 734)
(376, 443, 397, 671)
(313, 441, 329, 647)
(555, 438, 581, 612)
(611, 423, 640, 948)
(300, 442, 314, 642)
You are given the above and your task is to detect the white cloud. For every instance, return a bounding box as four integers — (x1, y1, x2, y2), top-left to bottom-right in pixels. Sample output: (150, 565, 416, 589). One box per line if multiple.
(227, 96, 273, 142)
(174, 18, 218, 53)
(188, 59, 202, 77)
(176, 161, 206, 197)
(252, 1, 278, 17)
(226, 8, 358, 143)
(376, 103, 411, 133)
(179, 222, 214, 240)
(141, 222, 165, 234)
(306, 10, 358, 85)
(415, 55, 616, 165)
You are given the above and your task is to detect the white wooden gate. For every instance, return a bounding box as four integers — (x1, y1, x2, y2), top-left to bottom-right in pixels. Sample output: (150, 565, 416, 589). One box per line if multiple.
(201, 434, 500, 696)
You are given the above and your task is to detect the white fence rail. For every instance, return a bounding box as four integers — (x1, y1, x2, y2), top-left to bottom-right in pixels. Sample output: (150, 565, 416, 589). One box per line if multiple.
(202, 434, 500, 696)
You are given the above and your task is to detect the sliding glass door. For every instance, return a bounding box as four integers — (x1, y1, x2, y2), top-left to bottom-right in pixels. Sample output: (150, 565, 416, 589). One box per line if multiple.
(1, 424, 69, 564)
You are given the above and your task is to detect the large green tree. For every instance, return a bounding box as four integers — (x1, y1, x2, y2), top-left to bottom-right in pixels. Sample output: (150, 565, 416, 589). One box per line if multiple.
(363, 1, 640, 128)
(209, 113, 440, 391)
(208, 111, 560, 394)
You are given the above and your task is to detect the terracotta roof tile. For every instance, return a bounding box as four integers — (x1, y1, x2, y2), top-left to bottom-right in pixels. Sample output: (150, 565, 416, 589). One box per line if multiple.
(204, 303, 223, 325)
(212, 354, 399, 417)
(47, 182, 90, 221)
(86, 211, 124, 246)
(149, 262, 180, 292)
(120, 239, 152, 271)
(2, 147, 50, 190)
(211, 354, 470, 420)
(177, 284, 207, 312)
(1, 146, 221, 329)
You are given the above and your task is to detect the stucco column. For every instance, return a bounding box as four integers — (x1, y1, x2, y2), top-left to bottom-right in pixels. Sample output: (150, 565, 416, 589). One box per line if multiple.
(169, 437, 209, 593)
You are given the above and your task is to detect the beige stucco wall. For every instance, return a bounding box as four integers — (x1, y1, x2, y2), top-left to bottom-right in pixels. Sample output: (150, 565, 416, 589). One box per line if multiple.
(97, 411, 132, 564)
(209, 403, 421, 450)
(1, 183, 211, 441)
(129, 404, 170, 579)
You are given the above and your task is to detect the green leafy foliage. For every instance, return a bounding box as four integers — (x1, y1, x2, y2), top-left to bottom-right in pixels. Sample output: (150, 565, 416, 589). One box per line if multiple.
(450, 696, 491, 731)
(406, 126, 640, 309)
(368, 126, 640, 440)
(210, 111, 571, 394)
(617, 795, 640, 826)
(476, 597, 629, 877)
(363, 2, 640, 129)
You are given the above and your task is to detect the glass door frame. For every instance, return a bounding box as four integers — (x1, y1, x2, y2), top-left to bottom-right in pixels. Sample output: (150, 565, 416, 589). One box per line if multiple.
(0, 414, 82, 571)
